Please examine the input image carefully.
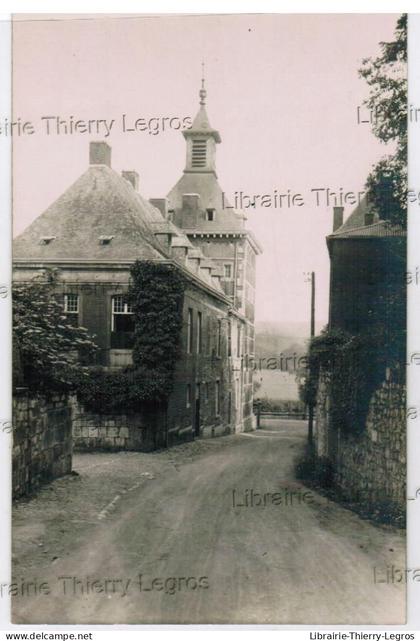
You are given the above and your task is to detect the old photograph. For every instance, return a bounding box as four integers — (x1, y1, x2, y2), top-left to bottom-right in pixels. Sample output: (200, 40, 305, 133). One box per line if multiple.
(9, 13, 406, 624)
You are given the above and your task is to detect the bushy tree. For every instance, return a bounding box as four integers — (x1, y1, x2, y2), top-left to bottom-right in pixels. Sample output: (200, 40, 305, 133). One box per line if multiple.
(359, 14, 407, 226)
(13, 272, 97, 393)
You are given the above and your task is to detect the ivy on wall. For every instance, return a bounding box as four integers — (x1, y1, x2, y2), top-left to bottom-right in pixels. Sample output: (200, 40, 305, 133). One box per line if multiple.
(300, 326, 405, 435)
(77, 261, 186, 413)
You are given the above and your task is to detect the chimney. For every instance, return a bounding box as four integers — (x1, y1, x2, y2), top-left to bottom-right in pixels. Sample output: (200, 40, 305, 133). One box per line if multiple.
(199, 259, 213, 281)
(333, 206, 344, 232)
(364, 211, 374, 226)
(122, 171, 139, 190)
(150, 198, 168, 218)
(171, 236, 191, 264)
(187, 249, 202, 273)
(182, 193, 200, 228)
(90, 141, 111, 167)
(210, 265, 224, 289)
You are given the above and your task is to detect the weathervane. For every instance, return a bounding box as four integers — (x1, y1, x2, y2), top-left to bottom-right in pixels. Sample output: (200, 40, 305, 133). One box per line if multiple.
(199, 61, 207, 106)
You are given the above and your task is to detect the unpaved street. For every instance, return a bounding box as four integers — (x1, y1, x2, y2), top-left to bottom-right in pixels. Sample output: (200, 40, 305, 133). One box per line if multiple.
(12, 421, 405, 624)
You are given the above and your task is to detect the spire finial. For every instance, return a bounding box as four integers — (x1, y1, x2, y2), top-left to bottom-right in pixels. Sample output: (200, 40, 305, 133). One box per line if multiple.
(199, 61, 206, 106)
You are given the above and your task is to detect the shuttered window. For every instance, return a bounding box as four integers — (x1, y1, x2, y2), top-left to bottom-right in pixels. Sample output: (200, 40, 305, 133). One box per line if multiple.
(192, 139, 207, 167)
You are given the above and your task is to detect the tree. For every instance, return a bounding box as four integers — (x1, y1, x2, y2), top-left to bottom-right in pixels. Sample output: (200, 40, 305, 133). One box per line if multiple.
(13, 272, 98, 393)
(359, 14, 407, 226)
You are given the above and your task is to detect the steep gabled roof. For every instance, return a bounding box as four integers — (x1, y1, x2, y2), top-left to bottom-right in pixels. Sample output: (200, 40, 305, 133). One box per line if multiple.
(183, 105, 221, 144)
(13, 150, 230, 298)
(13, 165, 168, 262)
(330, 196, 405, 239)
(167, 172, 246, 233)
(332, 221, 406, 238)
(332, 197, 375, 235)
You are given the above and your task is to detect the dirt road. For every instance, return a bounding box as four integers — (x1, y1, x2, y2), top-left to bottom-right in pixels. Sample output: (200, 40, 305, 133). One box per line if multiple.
(12, 420, 405, 624)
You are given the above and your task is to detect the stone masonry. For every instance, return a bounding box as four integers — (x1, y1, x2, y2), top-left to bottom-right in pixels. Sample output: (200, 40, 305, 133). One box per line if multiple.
(13, 389, 73, 499)
(315, 371, 406, 515)
(333, 380, 406, 512)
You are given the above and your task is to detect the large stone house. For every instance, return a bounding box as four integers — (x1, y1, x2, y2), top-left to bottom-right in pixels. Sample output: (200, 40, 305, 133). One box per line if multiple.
(13, 84, 261, 450)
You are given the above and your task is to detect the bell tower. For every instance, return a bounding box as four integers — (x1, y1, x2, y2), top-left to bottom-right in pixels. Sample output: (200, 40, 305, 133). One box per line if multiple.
(183, 66, 221, 175)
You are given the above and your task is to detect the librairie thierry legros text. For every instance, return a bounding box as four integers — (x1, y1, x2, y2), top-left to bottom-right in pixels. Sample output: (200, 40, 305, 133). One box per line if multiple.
(0, 114, 192, 137)
(222, 188, 420, 209)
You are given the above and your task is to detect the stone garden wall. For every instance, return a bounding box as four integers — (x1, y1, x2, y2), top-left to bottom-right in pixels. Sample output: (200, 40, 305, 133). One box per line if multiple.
(13, 389, 73, 499)
(315, 373, 405, 515)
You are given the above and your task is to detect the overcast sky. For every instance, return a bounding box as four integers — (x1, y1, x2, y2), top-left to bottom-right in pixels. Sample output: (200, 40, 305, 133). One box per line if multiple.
(11, 13, 398, 329)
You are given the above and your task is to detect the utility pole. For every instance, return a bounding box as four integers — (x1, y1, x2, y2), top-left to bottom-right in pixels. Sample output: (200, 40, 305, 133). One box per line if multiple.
(310, 271, 315, 339)
(308, 271, 315, 449)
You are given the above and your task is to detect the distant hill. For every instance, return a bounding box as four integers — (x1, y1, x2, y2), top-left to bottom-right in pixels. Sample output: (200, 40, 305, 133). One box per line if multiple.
(254, 321, 313, 372)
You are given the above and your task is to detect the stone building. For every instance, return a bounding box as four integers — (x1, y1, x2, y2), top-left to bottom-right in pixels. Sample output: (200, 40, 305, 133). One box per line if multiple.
(166, 79, 261, 430)
(314, 199, 406, 519)
(13, 83, 261, 449)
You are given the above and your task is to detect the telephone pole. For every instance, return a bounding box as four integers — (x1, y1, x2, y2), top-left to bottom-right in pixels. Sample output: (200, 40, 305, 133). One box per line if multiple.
(310, 271, 315, 339)
(308, 271, 315, 448)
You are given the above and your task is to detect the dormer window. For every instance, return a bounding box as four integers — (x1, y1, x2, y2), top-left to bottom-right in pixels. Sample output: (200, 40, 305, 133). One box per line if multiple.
(206, 209, 215, 222)
(192, 139, 207, 168)
(99, 235, 114, 245)
(40, 236, 56, 245)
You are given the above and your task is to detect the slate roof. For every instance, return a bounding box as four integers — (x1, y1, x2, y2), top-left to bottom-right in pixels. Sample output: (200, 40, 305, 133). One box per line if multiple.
(13, 160, 228, 296)
(167, 172, 246, 233)
(13, 165, 168, 262)
(330, 196, 406, 239)
(183, 104, 221, 143)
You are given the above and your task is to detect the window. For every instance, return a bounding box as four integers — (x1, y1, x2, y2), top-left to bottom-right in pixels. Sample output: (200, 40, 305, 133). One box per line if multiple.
(207, 316, 212, 355)
(99, 235, 114, 245)
(206, 208, 215, 222)
(192, 139, 207, 168)
(196, 383, 201, 401)
(228, 320, 232, 357)
(224, 264, 232, 279)
(64, 294, 79, 327)
(216, 319, 222, 357)
(197, 312, 202, 354)
(205, 382, 209, 403)
(186, 384, 191, 408)
(111, 295, 134, 333)
(237, 325, 242, 357)
(64, 293, 79, 314)
(187, 308, 193, 353)
(215, 380, 221, 415)
(40, 236, 56, 245)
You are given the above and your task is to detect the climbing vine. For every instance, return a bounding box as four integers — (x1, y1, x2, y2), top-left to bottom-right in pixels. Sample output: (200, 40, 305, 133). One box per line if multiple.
(77, 261, 186, 413)
(300, 326, 405, 435)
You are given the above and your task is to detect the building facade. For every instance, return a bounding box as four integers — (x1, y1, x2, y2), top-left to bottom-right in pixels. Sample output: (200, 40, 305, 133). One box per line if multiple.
(166, 80, 261, 431)
(313, 200, 406, 519)
(13, 85, 261, 448)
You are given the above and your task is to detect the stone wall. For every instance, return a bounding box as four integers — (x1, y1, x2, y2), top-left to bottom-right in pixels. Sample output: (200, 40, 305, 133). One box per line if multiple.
(72, 399, 232, 451)
(333, 380, 406, 512)
(13, 389, 73, 499)
(314, 369, 331, 459)
(315, 372, 406, 515)
(72, 401, 163, 452)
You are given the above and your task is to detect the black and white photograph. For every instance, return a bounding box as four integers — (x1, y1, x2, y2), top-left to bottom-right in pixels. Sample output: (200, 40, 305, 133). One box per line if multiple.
(1, 9, 412, 629)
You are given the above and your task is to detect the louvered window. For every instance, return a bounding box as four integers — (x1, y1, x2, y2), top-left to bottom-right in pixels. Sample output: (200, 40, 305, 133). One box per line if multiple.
(192, 139, 207, 168)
